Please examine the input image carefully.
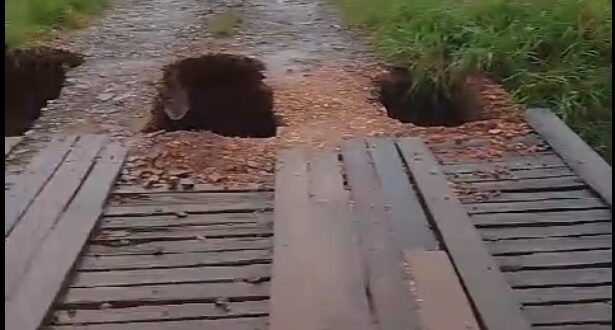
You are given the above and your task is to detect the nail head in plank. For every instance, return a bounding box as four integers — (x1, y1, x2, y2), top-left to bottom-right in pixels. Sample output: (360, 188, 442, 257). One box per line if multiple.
(506, 268, 612, 288)
(5, 142, 126, 330)
(306, 150, 374, 330)
(49, 317, 269, 330)
(397, 137, 531, 330)
(515, 285, 612, 305)
(486, 235, 612, 255)
(342, 139, 422, 330)
(71, 264, 271, 288)
(368, 138, 437, 250)
(5, 135, 107, 300)
(403, 250, 480, 330)
(525, 108, 612, 207)
(5, 135, 78, 236)
(52, 300, 269, 325)
(5, 136, 23, 157)
(269, 149, 319, 330)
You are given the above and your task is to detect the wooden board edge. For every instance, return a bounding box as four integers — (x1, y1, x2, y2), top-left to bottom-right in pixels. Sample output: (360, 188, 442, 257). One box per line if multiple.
(396, 137, 532, 330)
(403, 250, 481, 330)
(5, 136, 24, 157)
(525, 108, 612, 207)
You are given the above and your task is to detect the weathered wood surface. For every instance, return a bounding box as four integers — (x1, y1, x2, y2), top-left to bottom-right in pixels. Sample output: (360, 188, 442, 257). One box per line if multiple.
(398, 137, 532, 330)
(5, 136, 23, 156)
(48, 317, 269, 330)
(525, 108, 612, 207)
(6, 141, 126, 330)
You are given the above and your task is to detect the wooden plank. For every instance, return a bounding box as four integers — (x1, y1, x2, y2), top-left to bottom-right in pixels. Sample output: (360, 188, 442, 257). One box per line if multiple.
(86, 237, 272, 256)
(460, 189, 596, 204)
(481, 222, 612, 241)
(368, 138, 437, 250)
(71, 264, 271, 288)
(5, 136, 23, 157)
(397, 137, 532, 330)
(403, 250, 480, 330)
(77, 249, 272, 271)
(497, 250, 612, 271)
(5, 135, 77, 236)
(342, 140, 422, 330)
(516, 285, 612, 305)
(441, 154, 566, 173)
(451, 167, 574, 183)
(104, 200, 273, 216)
(108, 191, 274, 206)
(100, 212, 272, 230)
(305, 150, 374, 330)
(49, 317, 268, 330)
(52, 300, 269, 325)
(505, 269, 612, 288)
(112, 183, 268, 194)
(486, 236, 613, 255)
(524, 302, 611, 325)
(5, 135, 107, 300)
(465, 176, 586, 192)
(533, 325, 612, 330)
(61, 282, 270, 307)
(525, 108, 612, 207)
(5, 142, 126, 330)
(429, 133, 545, 151)
(466, 199, 606, 214)
(472, 209, 612, 227)
(269, 149, 319, 330)
(91, 224, 273, 243)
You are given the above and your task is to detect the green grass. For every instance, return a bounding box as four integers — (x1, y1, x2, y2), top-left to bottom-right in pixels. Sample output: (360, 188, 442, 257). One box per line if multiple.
(207, 10, 243, 37)
(5, 0, 108, 47)
(335, 0, 612, 163)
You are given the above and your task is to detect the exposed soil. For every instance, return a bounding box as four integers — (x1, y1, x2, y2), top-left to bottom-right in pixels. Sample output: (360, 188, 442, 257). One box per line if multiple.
(145, 53, 277, 138)
(13, 0, 533, 188)
(5, 47, 83, 136)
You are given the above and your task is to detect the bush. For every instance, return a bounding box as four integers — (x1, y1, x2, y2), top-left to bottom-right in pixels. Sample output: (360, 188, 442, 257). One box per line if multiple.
(335, 0, 612, 163)
(5, 0, 107, 47)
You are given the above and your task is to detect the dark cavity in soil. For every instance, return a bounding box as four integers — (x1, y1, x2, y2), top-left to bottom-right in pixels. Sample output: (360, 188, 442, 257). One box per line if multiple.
(5, 47, 83, 136)
(145, 53, 277, 138)
(377, 67, 482, 127)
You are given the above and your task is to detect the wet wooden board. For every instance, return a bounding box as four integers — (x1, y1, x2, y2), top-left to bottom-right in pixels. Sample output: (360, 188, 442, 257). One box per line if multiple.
(342, 140, 422, 330)
(5, 136, 23, 156)
(404, 250, 480, 330)
(526, 108, 612, 207)
(397, 137, 531, 330)
(472, 209, 612, 227)
(486, 235, 612, 255)
(5, 135, 107, 299)
(481, 222, 612, 240)
(5, 135, 78, 235)
(52, 300, 269, 325)
(515, 285, 612, 305)
(49, 317, 269, 330)
(466, 199, 606, 214)
(368, 138, 437, 250)
(6, 142, 126, 330)
(70, 264, 271, 288)
(505, 268, 612, 288)
(496, 250, 612, 271)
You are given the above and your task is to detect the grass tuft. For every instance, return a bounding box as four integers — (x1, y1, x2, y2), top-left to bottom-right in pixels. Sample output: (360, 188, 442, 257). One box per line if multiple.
(207, 11, 243, 37)
(334, 0, 612, 163)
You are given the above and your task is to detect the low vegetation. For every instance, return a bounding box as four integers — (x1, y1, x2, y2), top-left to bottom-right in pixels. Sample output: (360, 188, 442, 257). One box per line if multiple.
(207, 11, 243, 37)
(5, 0, 107, 47)
(335, 0, 612, 163)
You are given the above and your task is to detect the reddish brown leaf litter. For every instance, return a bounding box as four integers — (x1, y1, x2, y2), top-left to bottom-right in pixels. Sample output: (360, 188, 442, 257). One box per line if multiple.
(126, 63, 538, 189)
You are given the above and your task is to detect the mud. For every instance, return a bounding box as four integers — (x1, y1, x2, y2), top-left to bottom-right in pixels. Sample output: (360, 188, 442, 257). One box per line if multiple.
(145, 54, 276, 138)
(5, 47, 83, 136)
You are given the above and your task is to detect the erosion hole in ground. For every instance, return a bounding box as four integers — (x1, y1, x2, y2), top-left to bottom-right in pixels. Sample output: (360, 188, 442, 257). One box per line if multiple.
(376, 67, 488, 127)
(145, 53, 277, 138)
(5, 47, 83, 136)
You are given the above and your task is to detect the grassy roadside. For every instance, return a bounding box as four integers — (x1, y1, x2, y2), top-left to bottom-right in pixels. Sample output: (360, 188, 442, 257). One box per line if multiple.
(334, 0, 612, 163)
(5, 0, 108, 47)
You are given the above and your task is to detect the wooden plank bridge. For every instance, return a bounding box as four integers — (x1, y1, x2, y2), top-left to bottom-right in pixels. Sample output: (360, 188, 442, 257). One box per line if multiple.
(5, 109, 612, 330)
